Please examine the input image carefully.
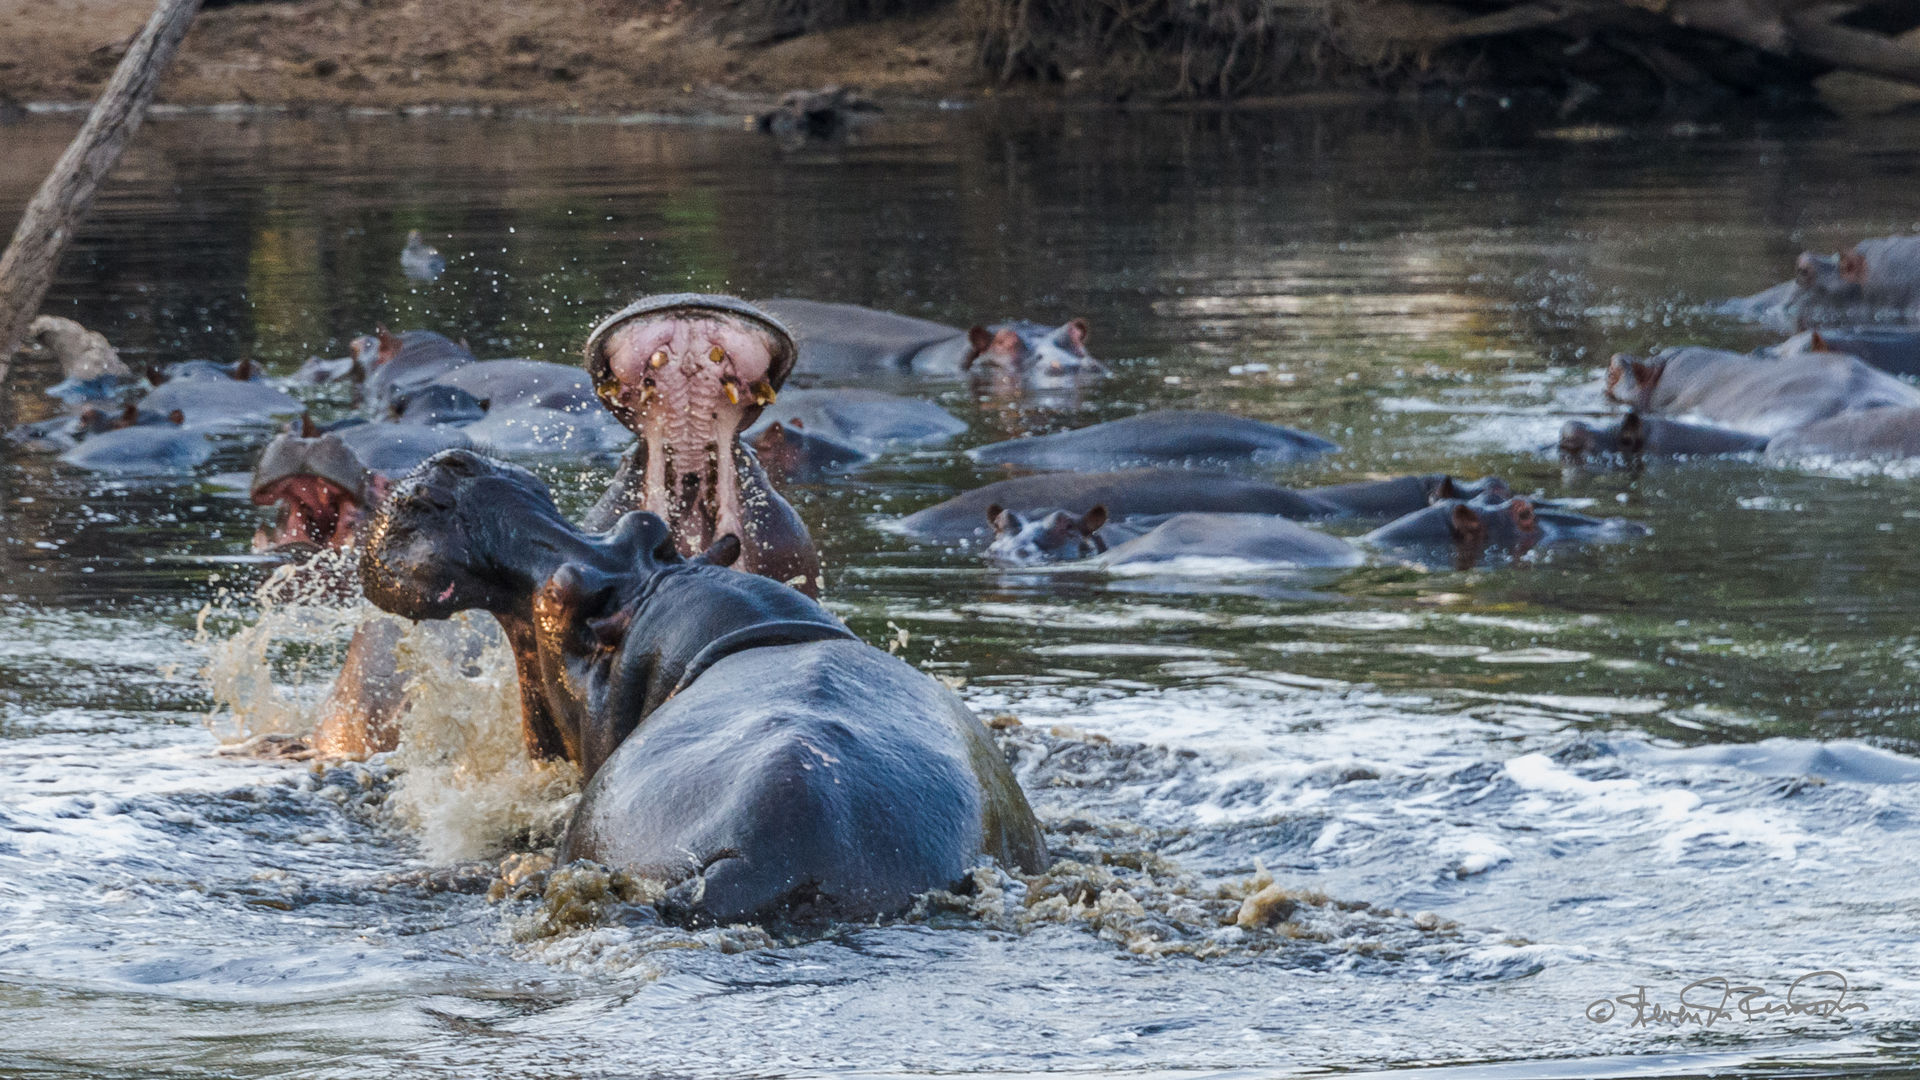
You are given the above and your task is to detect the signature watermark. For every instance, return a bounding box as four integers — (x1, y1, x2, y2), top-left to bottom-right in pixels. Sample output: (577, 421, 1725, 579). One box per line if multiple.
(1586, 971, 1868, 1029)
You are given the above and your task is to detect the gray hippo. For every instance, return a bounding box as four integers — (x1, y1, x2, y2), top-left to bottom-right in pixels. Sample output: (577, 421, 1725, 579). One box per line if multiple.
(743, 387, 967, 455)
(898, 469, 1508, 543)
(1731, 235, 1920, 329)
(757, 297, 1105, 392)
(1605, 345, 1920, 438)
(582, 294, 820, 595)
(984, 507, 1361, 571)
(59, 411, 212, 474)
(966, 410, 1337, 472)
(249, 420, 476, 552)
(748, 421, 870, 479)
(399, 357, 631, 456)
(359, 449, 1048, 923)
(135, 361, 303, 432)
(1362, 496, 1645, 570)
(1765, 406, 1920, 461)
(1558, 411, 1769, 467)
(292, 328, 476, 404)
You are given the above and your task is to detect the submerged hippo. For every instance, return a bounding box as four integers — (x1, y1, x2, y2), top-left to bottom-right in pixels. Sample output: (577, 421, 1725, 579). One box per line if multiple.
(900, 469, 1507, 543)
(135, 363, 303, 432)
(583, 294, 820, 594)
(743, 387, 967, 454)
(59, 411, 212, 474)
(1605, 345, 1920, 438)
(1099, 513, 1364, 571)
(1362, 495, 1645, 570)
(967, 410, 1337, 472)
(1731, 235, 1920, 329)
(359, 450, 1047, 923)
(758, 298, 1106, 392)
(1765, 406, 1920, 461)
(1558, 411, 1770, 467)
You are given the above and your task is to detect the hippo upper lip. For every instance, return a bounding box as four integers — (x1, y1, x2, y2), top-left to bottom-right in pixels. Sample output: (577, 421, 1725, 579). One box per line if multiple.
(583, 293, 798, 397)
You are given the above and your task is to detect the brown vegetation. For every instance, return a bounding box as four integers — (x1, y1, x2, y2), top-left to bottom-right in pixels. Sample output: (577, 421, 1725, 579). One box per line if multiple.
(1, 0, 1919, 112)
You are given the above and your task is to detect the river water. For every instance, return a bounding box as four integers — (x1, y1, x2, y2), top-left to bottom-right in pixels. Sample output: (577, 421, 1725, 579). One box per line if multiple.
(4, 104, 1920, 1078)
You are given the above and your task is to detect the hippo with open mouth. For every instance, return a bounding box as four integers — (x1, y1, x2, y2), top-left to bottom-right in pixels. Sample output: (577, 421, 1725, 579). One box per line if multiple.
(583, 294, 820, 594)
(360, 449, 1048, 923)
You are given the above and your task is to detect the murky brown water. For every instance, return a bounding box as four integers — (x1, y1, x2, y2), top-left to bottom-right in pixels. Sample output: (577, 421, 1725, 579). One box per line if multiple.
(4, 104, 1920, 1079)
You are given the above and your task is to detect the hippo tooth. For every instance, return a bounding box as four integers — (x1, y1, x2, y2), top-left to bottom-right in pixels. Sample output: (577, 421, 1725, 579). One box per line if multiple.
(722, 377, 742, 405)
(707, 346, 725, 365)
(650, 349, 668, 369)
(749, 379, 776, 406)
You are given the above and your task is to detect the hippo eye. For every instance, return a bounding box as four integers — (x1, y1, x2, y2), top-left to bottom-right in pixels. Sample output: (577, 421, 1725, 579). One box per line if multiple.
(1513, 503, 1536, 528)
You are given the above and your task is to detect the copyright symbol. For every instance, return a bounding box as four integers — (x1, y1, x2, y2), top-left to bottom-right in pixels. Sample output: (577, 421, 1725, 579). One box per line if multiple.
(1586, 999, 1616, 1023)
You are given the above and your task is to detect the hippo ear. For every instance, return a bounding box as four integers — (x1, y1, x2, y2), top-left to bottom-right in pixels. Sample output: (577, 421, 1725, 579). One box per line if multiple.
(233, 357, 254, 382)
(300, 414, 321, 439)
(1807, 330, 1831, 353)
(167, 409, 185, 427)
(1447, 504, 1485, 545)
(1618, 411, 1646, 456)
(375, 326, 400, 365)
(120, 403, 140, 426)
(1433, 476, 1463, 502)
(1062, 318, 1090, 354)
(1509, 498, 1537, 531)
(693, 534, 742, 568)
(145, 364, 167, 387)
(1795, 252, 1819, 287)
(962, 326, 992, 371)
(1840, 251, 1869, 284)
(987, 503, 1019, 535)
(1080, 504, 1108, 533)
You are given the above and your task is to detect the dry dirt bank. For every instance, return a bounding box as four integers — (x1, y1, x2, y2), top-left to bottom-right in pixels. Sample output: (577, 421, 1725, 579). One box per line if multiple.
(0, 0, 984, 116)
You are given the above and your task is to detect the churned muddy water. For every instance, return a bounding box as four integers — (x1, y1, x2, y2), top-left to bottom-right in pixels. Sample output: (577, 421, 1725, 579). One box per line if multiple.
(6, 105, 1920, 1078)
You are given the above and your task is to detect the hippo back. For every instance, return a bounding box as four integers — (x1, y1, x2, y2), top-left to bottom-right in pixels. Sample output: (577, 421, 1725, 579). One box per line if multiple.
(564, 639, 1047, 923)
(758, 298, 962, 383)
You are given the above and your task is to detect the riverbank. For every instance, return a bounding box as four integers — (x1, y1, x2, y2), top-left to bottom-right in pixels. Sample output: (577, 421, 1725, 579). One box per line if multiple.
(3, 0, 1920, 122)
(0, 0, 983, 118)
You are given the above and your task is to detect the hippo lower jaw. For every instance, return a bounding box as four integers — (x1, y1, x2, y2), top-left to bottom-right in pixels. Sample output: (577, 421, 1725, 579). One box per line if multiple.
(594, 311, 783, 557)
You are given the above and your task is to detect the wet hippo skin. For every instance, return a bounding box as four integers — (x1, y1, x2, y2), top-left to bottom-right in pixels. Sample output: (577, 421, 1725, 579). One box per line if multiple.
(966, 410, 1337, 471)
(758, 297, 1106, 392)
(1605, 344, 1920, 438)
(359, 449, 1048, 924)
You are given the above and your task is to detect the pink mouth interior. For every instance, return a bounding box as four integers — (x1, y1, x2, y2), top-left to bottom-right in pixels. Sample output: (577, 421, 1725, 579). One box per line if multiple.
(602, 314, 780, 556)
(252, 476, 363, 552)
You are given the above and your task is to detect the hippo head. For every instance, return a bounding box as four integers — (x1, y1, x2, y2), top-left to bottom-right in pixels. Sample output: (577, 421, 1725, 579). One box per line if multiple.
(585, 294, 798, 558)
(962, 320, 1106, 390)
(1603, 354, 1668, 411)
(1795, 250, 1868, 303)
(250, 421, 383, 553)
(984, 504, 1108, 565)
(390, 383, 489, 426)
(1560, 412, 1649, 467)
(1365, 495, 1543, 570)
(1429, 475, 1512, 504)
(361, 448, 842, 774)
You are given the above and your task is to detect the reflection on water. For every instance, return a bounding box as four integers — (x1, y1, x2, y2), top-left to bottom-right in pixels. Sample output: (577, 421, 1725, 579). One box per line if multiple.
(6, 105, 1920, 1078)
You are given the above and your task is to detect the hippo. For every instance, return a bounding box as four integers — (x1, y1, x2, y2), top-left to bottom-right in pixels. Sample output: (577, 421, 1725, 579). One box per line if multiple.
(755, 85, 880, 143)
(22, 315, 132, 402)
(1605, 345, 1920, 439)
(358, 449, 1048, 923)
(7, 402, 182, 454)
(1099, 513, 1364, 571)
(1558, 411, 1770, 467)
(967, 410, 1337, 472)
(348, 329, 477, 408)
(898, 469, 1508, 544)
(250, 426, 385, 551)
(59, 412, 211, 474)
(1730, 235, 1920, 329)
(136, 363, 303, 432)
(1765, 406, 1920, 461)
(150, 357, 262, 384)
(1362, 496, 1645, 570)
(581, 294, 820, 595)
(1787, 327, 1920, 379)
(389, 383, 488, 426)
(401, 230, 446, 282)
(742, 387, 967, 455)
(757, 298, 1106, 392)
(748, 421, 869, 480)
(984, 505, 1114, 565)
(896, 469, 1339, 543)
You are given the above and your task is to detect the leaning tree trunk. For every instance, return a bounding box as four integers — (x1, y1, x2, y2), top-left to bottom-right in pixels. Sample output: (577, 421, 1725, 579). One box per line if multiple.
(0, 0, 203, 387)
